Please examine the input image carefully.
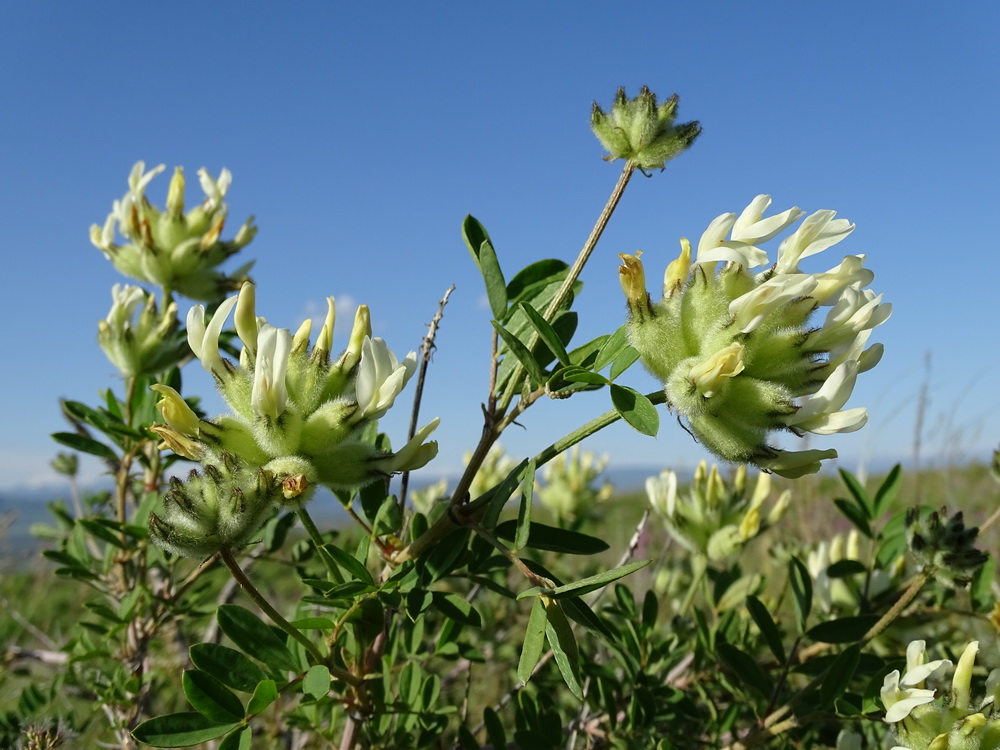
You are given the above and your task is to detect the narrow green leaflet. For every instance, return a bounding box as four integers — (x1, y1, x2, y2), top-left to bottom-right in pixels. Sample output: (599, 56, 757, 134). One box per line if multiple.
(302, 665, 331, 700)
(609, 384, 660, 436)
(132, 713, 238, 747)
(432, 592, 482, 627)
(789, 557, 813, 634)
(517, 597, 548, 685)
(50, 432, 118, 462)
(593, 325, 630, 372)
(483, 707, 507, 750)
(820, 644, 861, 707)
(217, 605, 301, 674)
(519, 302, 570, 366)
(182, 670, 245, 723)
(746, 596, 785, 663)
(478, 239, 508, 319)
(838, 469, 872, 518)
(807, 615, 879, 644)
(517, 559, 650, 600)
(513, 458, 536, 551)
(716, 643, 773, 700)
(544, 599, 583, 700)
(491, 320, 547, 387)
(189, 644, 269, 693)
(218, 727, 252, 750)
(320, 543, 375, 585)
(461, 215, 507, 319)
(505, 258, 569, 301)
(873, 464, 902, 516)
(246, 680, 278, 715)
(495, 520, 609, 555)
(833, 497, 873, 538)
(609, 346, 640, 380)
(482, 458, 530, 530)
(826, 560, 868, 578)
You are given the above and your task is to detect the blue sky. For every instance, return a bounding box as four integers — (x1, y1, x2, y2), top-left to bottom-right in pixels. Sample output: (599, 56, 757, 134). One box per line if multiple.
(2, 3, 998, 491)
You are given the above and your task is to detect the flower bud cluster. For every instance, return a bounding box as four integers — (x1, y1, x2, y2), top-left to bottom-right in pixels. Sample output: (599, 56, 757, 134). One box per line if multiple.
(645, 461, 789, 562)
(535, 446, 613, 521)
(591, 86, 701, 170)
(149, 282, 439, 557)
(90, 162, 256, 301)
(883, 639, 1000, 749)
(620, 195, 890, 477)
(906, 507, 988, 589)
(98, 284, 183, 377)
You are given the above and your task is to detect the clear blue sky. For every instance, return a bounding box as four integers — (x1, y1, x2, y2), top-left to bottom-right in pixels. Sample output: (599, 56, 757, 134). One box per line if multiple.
(2, 3, 998, 491)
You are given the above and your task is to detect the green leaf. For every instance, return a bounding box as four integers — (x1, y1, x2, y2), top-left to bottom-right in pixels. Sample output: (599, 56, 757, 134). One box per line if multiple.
(746, 596, 785, 663)
(246, 680, 278, 715)
(481, 458, 530, 530)
(544, 600, 583, 699)
(50, 432, 118, 462)
(432, 592, 482, 627)
(461, 215, 507, 319)
(518, 560, 650, 600)
(789, 557, 813, 634)
(491, 320, 547, 386)
(519, 302, 570, 366)
(873, 464, 902, 516)
(131, 713, 238, 747)
(483, 706, 507, 750)
(302, 665, 331, 700)
(717, 643, 773, 700)
(833, 498, 872, 538)
(593, 326, 630, 372)
(506, 258, 569, 300)
(562, 369, 609, 385)
(479, 240, 508, 319)
(218, 727, 252, 750)
(320, 543, 374, 585)
(807, 615, 879, 644)
(517, 598, 548, 685)
(189, 644, 269, 693)
(290, 617, 336, 630)
(183, 670, 245, 723)
(609, 384, 659, 436)
(609, 346, 640, 380)
(513, 459, 536, 551)
(495, 520, 609, 555)
(78, 518, 127, 549)
(838, 468, 872, 518)
(826, 560, 868, 578)
(568, 334, 610, 368)
(820, 644, 861, 707)
(971, 555, 997, 612)
(217, 605, 301, 674)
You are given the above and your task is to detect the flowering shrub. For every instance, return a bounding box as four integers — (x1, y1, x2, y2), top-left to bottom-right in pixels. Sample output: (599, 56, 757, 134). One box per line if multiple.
(5, 87, 995, 750)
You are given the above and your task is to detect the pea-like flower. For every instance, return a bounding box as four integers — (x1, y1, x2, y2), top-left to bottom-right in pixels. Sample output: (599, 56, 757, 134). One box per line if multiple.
(148, 282, 439, 557)
(646, 461, 788, 562)
(90, 162, 256, 301)
(620, 195, 889, 477)
(882, 639, 1000, 750)
(98, 284, 183, 377)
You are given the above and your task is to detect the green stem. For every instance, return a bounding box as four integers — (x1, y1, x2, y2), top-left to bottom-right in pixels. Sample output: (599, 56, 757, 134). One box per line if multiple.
(860, 570, 931, 645)
(297, 507, 345, 584)
(498, 160, 636, 414)
(219, 547, 328, 666)
(677, 555, 708, 617)
(392, 388, 667, 564)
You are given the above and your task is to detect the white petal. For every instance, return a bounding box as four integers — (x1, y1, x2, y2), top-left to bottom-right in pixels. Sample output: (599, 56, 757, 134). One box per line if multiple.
(694, 241, 770, 269)
(696, 212, 737, 258)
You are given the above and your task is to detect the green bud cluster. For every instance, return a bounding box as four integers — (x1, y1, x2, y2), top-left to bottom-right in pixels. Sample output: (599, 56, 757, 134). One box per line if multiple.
(149, 453, 283, 558)
(97, 284, 185, 377)
(620, 195, 889, 477)
(149, 283, 439, 557)
(591, 86, 701, 170)
(90, 162, 256, 301)
(905, 507, 988, 589)
(646, 461, 788, 562)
